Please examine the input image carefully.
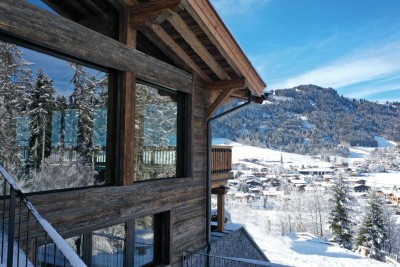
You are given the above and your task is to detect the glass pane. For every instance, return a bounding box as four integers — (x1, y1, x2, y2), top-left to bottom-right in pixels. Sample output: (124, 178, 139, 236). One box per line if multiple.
(0, 40, 109, 192)
(92, 224, 125, 267)
(134, 216, 154, 267)
(37, 243, 72, 267)
(134, 84, 179, 181)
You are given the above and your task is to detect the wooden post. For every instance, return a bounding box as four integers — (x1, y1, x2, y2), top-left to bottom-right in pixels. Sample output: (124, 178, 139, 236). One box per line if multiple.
(212, 186, 228, 232)
(119, 8, 137, 185)
(217, 193, 225, 232)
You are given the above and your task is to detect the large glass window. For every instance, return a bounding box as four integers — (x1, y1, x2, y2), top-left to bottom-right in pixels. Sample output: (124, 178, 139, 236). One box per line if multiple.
(92, 224, 125, 267)
(134, 216, 155, 266)
(0, 40, 110, 192)
(134, 83, 184, 181)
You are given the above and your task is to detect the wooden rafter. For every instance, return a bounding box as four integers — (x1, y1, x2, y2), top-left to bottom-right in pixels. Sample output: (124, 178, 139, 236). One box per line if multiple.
(205, 78, 247, 91)
(120, 0, 139, 6)
(181, 0, 266, 95)
(167, 12, 230, 81)
(206, 89, 234, 119)
(129, 0, 181, 29)
(150, 23, 211, 81)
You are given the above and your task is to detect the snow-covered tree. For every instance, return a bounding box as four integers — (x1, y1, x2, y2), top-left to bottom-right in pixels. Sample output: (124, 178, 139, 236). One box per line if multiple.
(356, 190, 386, 260)
(328, 176, 353, 249)
(0, 41, 33, 173)
(28, 68, 57, 169)
(69, 63, 98, 161)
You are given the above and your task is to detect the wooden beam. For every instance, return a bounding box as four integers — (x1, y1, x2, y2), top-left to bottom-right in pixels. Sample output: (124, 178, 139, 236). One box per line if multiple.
(206, 88, 233, 119)
(121, 0, 139, 6)
(151, 23, 211, 82)
(181, 0, 266, 95)
(205, 78, 247, 91)
(118, 8, 137, 186)
(129, 0, 181, 29)
(0, 0, 192, 92)
(167, 12, 230, 80)
(140, 28, 192, 73)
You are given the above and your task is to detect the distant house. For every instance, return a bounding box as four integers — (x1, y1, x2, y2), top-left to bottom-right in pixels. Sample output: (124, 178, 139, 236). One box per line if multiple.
(389, 193, 400, 205)
(353, 185, 371, 192)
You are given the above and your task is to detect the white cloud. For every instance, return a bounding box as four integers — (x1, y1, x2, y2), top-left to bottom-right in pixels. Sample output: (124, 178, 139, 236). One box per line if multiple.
(210, 0, 270, 16)
(344, 82, 400, 100)
(269, 41, 400, 94)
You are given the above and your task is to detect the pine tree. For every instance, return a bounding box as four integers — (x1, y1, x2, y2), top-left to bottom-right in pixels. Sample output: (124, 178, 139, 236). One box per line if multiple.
(0, 41, 33, 173)
(356, 190, 386, 260)
(69, 63, 98, 161)
(328, 176, 353, 249)
(28, 68, 57, 169)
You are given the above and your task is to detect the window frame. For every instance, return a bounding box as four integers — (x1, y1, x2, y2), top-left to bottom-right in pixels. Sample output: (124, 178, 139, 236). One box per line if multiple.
(0, 33, 118, 192)
(134, 80, 188, 181)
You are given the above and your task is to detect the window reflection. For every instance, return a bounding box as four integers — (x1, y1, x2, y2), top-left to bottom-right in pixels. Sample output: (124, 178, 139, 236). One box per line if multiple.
(92, 224, 125, 267)
(134, 215, 154, 267)
(0, 40, 109, 192)
(134, 83, 181, 181)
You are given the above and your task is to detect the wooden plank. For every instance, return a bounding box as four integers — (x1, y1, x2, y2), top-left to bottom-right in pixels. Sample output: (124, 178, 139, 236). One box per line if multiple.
(167, 12, 230, 80)
(0, 0, 192, 92)
(151, 23, 211, 81)
(129, 0, 181, 29)
(205, 78, 247, 91)
(206, 88, 233, 119)
(181, 0, 266, 95)
(217, 193, 225, 231)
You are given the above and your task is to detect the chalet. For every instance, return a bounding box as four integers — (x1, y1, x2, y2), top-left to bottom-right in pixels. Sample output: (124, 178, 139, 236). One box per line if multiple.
(353, 185, 371, 193)
(0, 0, 271, 266)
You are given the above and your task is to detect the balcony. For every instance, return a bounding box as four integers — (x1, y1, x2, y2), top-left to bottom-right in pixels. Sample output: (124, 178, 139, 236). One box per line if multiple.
(211, 146, 234, 188)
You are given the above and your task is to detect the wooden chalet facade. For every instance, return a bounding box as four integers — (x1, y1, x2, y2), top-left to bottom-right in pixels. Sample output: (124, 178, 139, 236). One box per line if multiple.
(0, 0, 266, 266)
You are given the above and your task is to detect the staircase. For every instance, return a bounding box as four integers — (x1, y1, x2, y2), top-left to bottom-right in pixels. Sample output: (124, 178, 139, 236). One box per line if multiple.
(0, 165, 85, 267)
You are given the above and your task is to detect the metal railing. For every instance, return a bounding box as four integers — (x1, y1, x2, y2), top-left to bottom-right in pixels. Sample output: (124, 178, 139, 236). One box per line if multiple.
(211, 146, 232, 173)
(182, 251, 278, 267)
(0, 165, 86, 267)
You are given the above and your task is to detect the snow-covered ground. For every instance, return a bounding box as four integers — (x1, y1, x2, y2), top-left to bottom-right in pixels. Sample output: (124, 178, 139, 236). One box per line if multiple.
(214, 137, 400, 266)
(225, 202, 393, 267)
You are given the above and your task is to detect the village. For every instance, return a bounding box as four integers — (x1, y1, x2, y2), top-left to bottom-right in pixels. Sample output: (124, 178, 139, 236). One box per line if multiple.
(223, 144, 400, 213)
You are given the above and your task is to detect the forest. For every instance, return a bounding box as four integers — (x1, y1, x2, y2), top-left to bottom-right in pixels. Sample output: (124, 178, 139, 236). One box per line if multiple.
(213, 84, 400, 156)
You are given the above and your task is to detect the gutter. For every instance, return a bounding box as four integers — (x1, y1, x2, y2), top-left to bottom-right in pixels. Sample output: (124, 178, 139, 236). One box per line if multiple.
(206, 93, 254, 254)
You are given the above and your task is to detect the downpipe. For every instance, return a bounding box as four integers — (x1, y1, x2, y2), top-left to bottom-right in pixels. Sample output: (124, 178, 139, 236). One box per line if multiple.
(206, 94, 253, 254)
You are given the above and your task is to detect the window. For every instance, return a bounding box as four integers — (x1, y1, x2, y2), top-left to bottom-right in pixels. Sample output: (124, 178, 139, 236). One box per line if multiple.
(92, 224, 125, 267)
(36, 213, 170, 267)
(0, 40, 111, 192)
(134, 82, 185, 181)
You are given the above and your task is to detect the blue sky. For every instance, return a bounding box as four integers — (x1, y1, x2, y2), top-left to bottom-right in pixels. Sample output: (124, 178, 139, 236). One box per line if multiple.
(210, 0, 400, 102)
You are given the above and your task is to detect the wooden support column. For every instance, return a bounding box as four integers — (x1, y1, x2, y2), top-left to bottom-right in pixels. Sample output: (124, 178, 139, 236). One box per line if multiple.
(212, 186, 228, 232)
(217, 193, 225, 232)
(119, 9, 137, 186)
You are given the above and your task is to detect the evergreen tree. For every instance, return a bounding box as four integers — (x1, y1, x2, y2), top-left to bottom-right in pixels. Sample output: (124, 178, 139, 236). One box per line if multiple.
(28, 68, 57, 169)
(69, 63, 98, 161)
(356, 190, 386, 260)
(0, 41, 33, 173)
(328, 176, 353, 249)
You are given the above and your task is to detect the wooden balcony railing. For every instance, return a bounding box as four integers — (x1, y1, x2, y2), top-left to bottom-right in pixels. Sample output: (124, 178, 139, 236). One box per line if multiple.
(211, 146, 232, 173)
